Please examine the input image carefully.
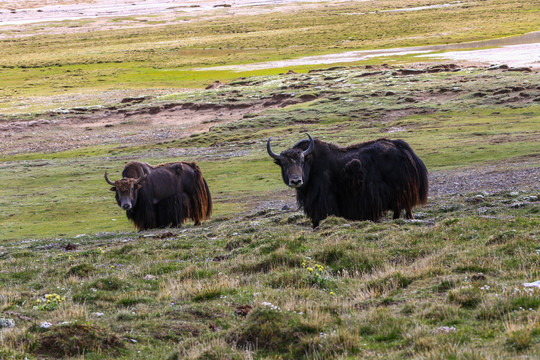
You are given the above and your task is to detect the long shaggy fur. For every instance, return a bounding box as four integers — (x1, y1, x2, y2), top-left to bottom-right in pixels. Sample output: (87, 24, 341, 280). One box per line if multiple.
(178, 162, 213, 225)
(117, 161, 212, 231)
(284, 138, 428, 227)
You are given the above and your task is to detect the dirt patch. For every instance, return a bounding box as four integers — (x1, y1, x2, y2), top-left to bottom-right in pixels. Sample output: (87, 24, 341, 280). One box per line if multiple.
(378, 108, 437, 124)
(429, 160, 540, 196)
(0, 92, 319, 155)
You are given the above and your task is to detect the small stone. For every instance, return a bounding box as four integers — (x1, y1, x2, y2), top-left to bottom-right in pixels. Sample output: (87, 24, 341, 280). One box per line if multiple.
(0, 318, 15, 328)
(40, 321, 53, 329)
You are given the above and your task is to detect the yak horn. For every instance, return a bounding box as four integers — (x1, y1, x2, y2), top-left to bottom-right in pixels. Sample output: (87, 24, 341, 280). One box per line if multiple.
(267, 137, 280, 160)
(104, 171, 116, 186)
(303, 133, 315, 156)
(134, 174, 147, 185)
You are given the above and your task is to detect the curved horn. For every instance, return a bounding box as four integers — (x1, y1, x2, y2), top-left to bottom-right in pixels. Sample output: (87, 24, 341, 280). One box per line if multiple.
(303, 133, 314, 156)
(135, 174, 147, 185)
(267, 137, 280, 160)
(104, 171, 116, 186)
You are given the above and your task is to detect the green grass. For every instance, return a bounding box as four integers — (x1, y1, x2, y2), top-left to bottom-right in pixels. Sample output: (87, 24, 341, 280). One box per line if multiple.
(0, 195, 538, 358)
(1, 1, 539, 358)
(1, 66, 539, 240)
(0, 0, 539, 113)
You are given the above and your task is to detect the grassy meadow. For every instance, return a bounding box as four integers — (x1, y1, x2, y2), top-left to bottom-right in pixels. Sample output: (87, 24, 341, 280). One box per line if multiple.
(1, 0, 539, 359)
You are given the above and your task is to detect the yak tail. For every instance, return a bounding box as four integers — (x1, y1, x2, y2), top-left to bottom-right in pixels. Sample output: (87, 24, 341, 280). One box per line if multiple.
(185, 162, 213, 225)
(394, 139, 429, 205)
(408, 145, 429, 205)
(202, 177, 213, 218)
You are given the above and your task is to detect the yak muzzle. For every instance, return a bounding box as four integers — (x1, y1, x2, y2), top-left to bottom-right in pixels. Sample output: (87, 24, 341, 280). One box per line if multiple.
(289, 178, 303, 188)
(121, 203, 132, 210)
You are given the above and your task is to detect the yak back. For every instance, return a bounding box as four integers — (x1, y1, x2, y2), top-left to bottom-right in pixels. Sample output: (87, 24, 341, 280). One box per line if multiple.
(293, 138, 428, 223)
(122, 161, 183, 204)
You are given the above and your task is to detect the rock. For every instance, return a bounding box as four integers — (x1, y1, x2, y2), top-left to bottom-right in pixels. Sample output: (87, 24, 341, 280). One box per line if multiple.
(523, 281, 540, 288)
(472, 92, 487, 97)
(235, 305, 253, 316)
(507, 67, 532, 72)
(120, 96, 148, 104)
(212, 254, 229, 262)
(494, 88, 511, 95)
(206, 81, 223, 89)
(0, 318, 15, 328)
(148, 106, 161, 115)
(396, 68, 426, 75)
(471, 273, 486, 281)
(488, 64, 509, 70)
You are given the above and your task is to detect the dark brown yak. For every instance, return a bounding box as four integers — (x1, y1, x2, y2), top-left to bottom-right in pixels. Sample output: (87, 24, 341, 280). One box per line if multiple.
(105, 161, 212, 230)
(267, 133, 428, 227)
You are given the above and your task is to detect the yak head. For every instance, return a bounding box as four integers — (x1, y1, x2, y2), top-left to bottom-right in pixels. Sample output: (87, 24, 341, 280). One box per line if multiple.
(105, 172, 147, 211)
(267, 133, 315, 188)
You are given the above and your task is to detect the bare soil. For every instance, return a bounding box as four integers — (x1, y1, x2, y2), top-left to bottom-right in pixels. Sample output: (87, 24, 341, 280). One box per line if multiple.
(429, 162, 540, 196)
(0, 92, 319, 154)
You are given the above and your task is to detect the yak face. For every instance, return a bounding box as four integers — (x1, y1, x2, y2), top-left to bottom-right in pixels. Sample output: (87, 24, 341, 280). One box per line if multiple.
(105, 172, 146, 211)
(275, 149, 308, 188)
(267, 133, 315, 188)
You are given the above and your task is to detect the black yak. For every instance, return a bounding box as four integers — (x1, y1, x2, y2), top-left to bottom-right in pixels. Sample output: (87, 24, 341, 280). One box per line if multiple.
(267, 133, 428, 227)
(105, 161, 212, 230)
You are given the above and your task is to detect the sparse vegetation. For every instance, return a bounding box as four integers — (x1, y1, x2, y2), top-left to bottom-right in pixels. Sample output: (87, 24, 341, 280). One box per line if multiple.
(0, 0, 539, 359)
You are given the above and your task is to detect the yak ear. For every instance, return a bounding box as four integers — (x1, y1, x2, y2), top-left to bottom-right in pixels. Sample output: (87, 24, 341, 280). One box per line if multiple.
(343, 159, 364, 177)
(136, 184, 143, 190)
(273, 158, 281, 165)
(109, 187, 116, 192)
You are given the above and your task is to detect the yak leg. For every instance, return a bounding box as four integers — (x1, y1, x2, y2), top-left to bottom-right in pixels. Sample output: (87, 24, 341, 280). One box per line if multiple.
(310, 193, 339, 229)
(393, 209, 401, 219)
(405, 208, 414, 219)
